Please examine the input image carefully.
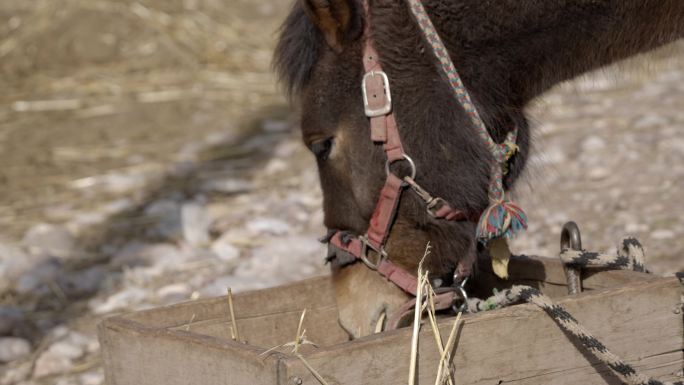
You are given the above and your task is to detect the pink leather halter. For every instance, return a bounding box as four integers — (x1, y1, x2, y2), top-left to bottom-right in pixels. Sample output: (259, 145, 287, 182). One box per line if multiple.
(326, 0, 476, 297)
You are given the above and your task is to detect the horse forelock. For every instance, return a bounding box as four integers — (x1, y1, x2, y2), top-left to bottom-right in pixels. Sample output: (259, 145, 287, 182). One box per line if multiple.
(273, 2, 323, 98)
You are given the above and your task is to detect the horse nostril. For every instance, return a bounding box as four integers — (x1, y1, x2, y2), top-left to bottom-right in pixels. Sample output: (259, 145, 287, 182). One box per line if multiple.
(310, 137, 334, 161)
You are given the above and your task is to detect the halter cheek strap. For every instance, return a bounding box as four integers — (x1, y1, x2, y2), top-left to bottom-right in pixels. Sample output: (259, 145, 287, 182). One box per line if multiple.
(325, 0, 474, 297)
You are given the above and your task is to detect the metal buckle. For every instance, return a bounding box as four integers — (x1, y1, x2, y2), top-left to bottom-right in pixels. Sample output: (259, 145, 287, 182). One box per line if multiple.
(362, 71, 392, 117)
(385, 154, 417, 180)
(426, 197, 447, 218)
(359, 235, 387, 270)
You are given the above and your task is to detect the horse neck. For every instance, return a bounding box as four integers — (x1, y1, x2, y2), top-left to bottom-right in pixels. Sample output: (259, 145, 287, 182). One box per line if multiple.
(422, 0, 684, 108)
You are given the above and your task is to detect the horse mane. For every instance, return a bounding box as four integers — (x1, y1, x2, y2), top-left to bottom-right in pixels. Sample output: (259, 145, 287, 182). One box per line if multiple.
(273, 2, 322, 97)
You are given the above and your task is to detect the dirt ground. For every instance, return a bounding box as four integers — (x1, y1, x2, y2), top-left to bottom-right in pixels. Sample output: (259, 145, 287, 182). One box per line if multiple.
(0, 1, 682, 384)
(0, 0, 290, 240)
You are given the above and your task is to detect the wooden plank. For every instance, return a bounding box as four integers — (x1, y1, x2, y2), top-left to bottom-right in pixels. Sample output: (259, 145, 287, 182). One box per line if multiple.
(114, 274, 347, 350)
(285, 278, 683, 385)
(124, 276, 337, 328)
(99, 317, 284, 385)
(168, 304, 346, 348)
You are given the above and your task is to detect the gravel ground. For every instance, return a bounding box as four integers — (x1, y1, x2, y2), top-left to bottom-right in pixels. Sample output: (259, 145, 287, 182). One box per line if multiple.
(0, 1, 682, 383)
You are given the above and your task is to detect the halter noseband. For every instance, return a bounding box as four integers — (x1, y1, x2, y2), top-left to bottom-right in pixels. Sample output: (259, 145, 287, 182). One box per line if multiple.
(325, 0, 527, 299)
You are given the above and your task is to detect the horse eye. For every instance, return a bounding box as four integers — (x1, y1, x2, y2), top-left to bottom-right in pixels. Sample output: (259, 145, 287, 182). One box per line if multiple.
(309, 137, 334, 161)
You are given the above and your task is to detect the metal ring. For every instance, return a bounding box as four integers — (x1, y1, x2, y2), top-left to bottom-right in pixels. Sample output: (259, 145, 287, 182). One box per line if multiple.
(560, 221, 583, 295)
(385, 154, 417, 180)
(451, 285, 469, 313)
(561, 221, 582, 251)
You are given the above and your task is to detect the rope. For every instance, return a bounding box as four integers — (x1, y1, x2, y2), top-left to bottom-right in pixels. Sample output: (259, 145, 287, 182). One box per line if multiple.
(560, 237, 647, 273)
(469, 286, 681, 385)
(404, 0, 527, 244)
(465, 237, 682, 385)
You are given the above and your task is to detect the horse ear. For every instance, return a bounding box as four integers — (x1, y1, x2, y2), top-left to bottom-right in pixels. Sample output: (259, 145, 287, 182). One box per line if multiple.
(302, 0, 362, 53)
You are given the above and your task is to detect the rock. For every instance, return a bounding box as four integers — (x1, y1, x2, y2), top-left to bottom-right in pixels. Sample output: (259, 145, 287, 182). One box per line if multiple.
(0, 306, 23, 336)
(15, 258, 63, 295)
(110, 243, 188, 270)
(80, 370, 105, 385)
(91, 287, 149, 314)
(21, 223, 76, 259)
(33, 332, 93, 378)
(57, 266, 107, 299)
(581, 135, 606, 152)
(262, 119, 290, 133)
(232, 236, 325, 288)
(210, 235, 240, 262)
(201, 179, 253, 194)
(587, 167, 610, 181)
(0, 361, 32, 384)
(48, 340, 84, 361)
(246, 217, 290, 236)
(633, 114, 668, 130)
(0, 242, 37, 290)
(54, 378, 78, 385)
(144, 199, 182, 240)
(156, 284, 191, 303)
(0, 337, 31, 363)
(651, 229, 675, 240)
(181, 202, 211, 247)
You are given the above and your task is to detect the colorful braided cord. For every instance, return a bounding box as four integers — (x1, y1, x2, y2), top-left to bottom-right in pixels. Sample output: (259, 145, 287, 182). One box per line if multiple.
(405, 0, 527, 243)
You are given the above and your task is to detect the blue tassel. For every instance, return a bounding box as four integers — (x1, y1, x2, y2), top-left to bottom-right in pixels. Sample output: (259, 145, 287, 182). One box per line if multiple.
(476, 200, 528, 245)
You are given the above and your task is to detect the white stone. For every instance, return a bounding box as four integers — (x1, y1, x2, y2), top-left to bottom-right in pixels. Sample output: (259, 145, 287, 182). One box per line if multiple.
(0, 337, 31, 363)
(246, 217, 290, 236)
(587, 167, 610, 181)
(0, 242, 33, 291)
(201, 179, 253, 194)
(21, 223, 76, 259)
(111, 243, 188, 271)
(581, 136, 606, 152)
(181, 202, 211, 247)
(232, 236, 326, 288)
(91, 287, 149, 314)
(80, 371, 105, 385)
(210, 236, 241, 262)
(48, 340, 84, 361)
(651, 229, 675, 240)
(633, 114, 668, 130)
(156, 284, 191, 303)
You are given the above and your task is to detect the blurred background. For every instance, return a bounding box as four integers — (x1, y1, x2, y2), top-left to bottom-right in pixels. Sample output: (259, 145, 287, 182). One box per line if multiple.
(0, 1, 682, 384)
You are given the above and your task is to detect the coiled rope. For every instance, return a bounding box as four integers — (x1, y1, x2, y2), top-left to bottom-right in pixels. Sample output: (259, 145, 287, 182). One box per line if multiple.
(466, 238, 682, 385)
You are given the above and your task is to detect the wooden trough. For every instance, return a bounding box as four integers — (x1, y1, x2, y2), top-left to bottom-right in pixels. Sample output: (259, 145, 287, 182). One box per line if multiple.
(99, 251, 683, 385)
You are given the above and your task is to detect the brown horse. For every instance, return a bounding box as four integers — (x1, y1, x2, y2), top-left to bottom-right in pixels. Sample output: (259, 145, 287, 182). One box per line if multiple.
(274, 0, 684, 338)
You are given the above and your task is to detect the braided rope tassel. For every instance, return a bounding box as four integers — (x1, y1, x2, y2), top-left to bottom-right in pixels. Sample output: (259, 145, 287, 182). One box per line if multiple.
(404, 0, 527, 244)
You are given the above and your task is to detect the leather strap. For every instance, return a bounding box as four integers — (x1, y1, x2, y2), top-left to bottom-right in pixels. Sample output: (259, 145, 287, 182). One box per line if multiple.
(325, 0, 474, 298)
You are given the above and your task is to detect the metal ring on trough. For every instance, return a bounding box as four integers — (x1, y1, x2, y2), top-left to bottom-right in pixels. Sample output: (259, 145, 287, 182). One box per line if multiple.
(560, 221, 583, 295)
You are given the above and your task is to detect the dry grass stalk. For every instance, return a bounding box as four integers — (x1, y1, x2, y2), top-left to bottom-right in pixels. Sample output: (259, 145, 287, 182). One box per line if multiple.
(425, 288, 454, 385)
(408, 244, 432, 385)
(428, 292, 462, 385)
(185, 314, 196, 332)
(409, 243, 464, 385)
(258, 309, 328, 385)
(227, 288, 240, 342)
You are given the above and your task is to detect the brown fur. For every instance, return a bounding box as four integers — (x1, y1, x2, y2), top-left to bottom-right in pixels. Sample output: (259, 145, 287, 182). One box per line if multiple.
(275, 0, 684, 337)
